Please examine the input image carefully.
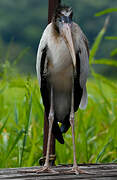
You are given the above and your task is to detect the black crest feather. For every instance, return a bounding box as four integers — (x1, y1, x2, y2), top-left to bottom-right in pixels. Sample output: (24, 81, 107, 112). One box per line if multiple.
(53, 4, 73, 21)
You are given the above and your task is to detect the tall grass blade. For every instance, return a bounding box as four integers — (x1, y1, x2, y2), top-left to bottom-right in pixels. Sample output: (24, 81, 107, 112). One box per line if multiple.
(27, 118, 37, 166)
(25, 94, 32, 132)
(91, 59, 117, 67)
(89, 16, 109, 64)
(19, 94, 32, 167)
(96, 79, 111, 109)
(111, 48, 117, 57)
(14, 102, 18, 125)
(13, 47, 30, 65)
(112, 159, 117, 163)
(96, 138, 112, 163)
(6, 129, 24, 159)
(95, 8, 117, 16)
(105, 36, 117, 40)
(5, 38, 14, 61)
(0, 115, 9, 135)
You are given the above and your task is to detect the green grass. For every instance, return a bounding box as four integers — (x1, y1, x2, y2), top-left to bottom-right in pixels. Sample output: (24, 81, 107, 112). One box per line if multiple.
(0, 75, 117, 168)
(0, 15, 117, 168)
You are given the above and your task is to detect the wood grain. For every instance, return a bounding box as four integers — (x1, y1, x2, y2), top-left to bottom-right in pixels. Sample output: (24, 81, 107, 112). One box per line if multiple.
(1, 164, 117, 179)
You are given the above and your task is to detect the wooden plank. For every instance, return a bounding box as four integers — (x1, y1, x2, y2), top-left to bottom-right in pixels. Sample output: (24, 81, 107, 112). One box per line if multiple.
(1, 164, 117, 179)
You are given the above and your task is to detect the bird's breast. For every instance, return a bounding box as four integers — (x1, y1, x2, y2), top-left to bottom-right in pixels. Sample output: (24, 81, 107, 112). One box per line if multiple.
(47, 37, 73, 91)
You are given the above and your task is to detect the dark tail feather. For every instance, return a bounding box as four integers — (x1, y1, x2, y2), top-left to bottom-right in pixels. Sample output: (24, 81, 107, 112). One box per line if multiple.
(60, 114, 70, 133)
(52, 121, 64, 144)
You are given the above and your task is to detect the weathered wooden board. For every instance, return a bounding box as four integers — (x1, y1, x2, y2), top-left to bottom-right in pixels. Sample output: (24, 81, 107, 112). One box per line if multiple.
(0, 164, 117, 179)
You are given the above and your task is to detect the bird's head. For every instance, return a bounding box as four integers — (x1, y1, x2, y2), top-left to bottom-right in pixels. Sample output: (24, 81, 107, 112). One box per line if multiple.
(53, 5, 76, 68)
(53, 5, 73, 31)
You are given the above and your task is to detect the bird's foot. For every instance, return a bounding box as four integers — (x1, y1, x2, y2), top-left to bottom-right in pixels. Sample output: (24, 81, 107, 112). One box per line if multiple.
(35, 166, 58, 174)
(65, 165, 89, 175)
(18, 166, 58, 174)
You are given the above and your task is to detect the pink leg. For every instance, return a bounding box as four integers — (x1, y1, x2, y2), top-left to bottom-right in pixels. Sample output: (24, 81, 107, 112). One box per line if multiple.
(36, 87, 58, 174)
(68, 78, 88, 175)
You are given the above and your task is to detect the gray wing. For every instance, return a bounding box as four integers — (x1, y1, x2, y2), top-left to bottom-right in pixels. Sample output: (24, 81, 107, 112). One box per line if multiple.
(79, 35, 89, 109)
(36, 24, 51, 86)
(72, 23, 89, 110)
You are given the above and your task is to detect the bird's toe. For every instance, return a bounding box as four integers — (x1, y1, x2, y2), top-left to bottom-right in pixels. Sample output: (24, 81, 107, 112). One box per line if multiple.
(64, 166, 89, 175)
(36, 166, 59, 174)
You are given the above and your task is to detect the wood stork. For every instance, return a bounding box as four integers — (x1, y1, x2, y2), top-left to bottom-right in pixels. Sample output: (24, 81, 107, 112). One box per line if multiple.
(36, 5, 89, 174)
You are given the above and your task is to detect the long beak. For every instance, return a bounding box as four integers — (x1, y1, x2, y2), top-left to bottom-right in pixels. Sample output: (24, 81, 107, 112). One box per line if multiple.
(61, 23, 76, 67)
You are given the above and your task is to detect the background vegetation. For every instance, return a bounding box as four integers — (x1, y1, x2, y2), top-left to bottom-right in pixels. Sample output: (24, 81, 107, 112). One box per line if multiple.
(0, 0, 117, 75)
(0, 0, 117, 168)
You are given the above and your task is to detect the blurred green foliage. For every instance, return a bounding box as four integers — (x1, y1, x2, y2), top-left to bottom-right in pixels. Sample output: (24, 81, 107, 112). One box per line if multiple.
(0, 0, 117, 75)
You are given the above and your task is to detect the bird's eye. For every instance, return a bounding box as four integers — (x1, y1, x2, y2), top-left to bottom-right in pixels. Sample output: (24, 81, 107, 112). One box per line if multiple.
(59, 18, 62, 22)
(58, 17, 64, 23)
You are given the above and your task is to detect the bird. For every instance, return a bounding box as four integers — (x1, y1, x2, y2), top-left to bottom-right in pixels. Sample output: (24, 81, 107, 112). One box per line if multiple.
(36, 4, 89, 174)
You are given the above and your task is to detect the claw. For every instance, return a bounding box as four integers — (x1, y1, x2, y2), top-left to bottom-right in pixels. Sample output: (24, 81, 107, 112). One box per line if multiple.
(64, 166, 89, 175)
(18, 166, 59, 174)
(36, 166, 59, 174)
